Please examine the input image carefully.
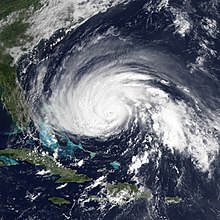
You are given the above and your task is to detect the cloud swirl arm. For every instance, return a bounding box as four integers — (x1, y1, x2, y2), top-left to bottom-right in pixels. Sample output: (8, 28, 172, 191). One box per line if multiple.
(13, 1, 220, 219)
(18, 1, 220, 178)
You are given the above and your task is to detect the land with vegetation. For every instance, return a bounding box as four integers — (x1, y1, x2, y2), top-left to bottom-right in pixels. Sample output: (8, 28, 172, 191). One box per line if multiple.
(0, 0, 43, 127)
(48, 197, 71, 205)
(0, 148, 91, 183)
(107, 182, 152, 200)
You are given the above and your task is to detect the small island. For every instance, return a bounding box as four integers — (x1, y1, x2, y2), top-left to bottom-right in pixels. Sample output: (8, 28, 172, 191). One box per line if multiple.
(165, 196, 182, 205)
(0, 148, 91, 183)
(0, 160, 4, 167)
(48, 197, 71, 205)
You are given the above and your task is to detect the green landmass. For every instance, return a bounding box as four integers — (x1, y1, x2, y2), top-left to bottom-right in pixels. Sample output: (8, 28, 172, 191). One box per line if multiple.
(0, 0, 42, 127)
(0, 148, 91, 183)
(0, 57, 29, 127)
(165, 196, 182, 205)
(0, 161, 5, 167)
(48, 197, 71, 206)
(0, 0, 41, 20)
(107, 182, 139, 194)
(107, 182, 152, 200)
(0, 22, 30, 48)
(89, 183, 152, 205)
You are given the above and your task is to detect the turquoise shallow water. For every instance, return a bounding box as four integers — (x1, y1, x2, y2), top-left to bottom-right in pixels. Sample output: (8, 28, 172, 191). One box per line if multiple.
(110, 161, 120, 170)
(0, 155, 19, 166)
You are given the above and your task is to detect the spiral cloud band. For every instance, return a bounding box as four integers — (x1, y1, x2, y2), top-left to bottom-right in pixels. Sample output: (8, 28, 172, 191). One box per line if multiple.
(14, 1, 220, 219)
(20, 33, 218, 173)
(44, 40, 181, 138)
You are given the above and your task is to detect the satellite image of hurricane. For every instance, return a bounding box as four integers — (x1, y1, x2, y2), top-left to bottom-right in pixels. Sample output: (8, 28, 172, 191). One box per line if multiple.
(0, 0, 220, 219)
